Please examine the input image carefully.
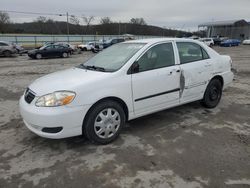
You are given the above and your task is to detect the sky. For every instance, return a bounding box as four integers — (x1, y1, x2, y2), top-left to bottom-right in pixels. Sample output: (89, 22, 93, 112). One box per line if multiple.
(1, 0, 250, 31)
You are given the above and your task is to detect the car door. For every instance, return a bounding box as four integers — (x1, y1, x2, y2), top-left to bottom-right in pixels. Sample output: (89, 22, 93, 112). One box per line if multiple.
(111, 39, 118, 45)
(0, 42, 4, 54)
(130, 42, 181, 116)
(42, 45, 54, 57)
(54, 45, 64, 56)
(176, 42, 213, 103)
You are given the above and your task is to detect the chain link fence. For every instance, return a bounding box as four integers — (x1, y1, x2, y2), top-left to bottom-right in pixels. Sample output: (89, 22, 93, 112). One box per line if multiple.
(0, 34, 161, 47)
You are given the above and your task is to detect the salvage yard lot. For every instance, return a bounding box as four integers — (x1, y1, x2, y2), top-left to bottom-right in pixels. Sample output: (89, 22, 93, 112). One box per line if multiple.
(0, 45, 250, 188)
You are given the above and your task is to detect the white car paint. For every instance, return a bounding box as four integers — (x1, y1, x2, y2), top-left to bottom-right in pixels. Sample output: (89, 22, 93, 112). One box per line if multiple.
(199, 38, 214, 47)
(78, 42, 94, 51)
(242, 39, 250, 45)
(19, 38, 234, 139)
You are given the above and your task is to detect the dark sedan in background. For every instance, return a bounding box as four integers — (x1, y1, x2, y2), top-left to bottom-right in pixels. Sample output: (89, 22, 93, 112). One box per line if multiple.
(102, 38, 125, 49)
(28, 44, 71, 59)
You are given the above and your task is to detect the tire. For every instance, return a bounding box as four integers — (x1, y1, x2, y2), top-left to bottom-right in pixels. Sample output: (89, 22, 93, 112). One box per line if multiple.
(36, 53, 42, 59)
(3, 50, 11, 57)
(83, 47, 87, 51)
(202, 79, 222, 108)
(62, 52, 68, 58)
(83, 100, 125, 144)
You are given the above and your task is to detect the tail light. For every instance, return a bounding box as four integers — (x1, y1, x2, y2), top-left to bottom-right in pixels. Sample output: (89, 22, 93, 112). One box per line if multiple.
(230, 58, 233, 71)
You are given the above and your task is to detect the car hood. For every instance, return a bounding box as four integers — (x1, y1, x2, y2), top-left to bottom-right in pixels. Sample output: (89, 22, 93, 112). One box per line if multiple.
(29, 67, 109, 96)
(28, 49, 39, 54)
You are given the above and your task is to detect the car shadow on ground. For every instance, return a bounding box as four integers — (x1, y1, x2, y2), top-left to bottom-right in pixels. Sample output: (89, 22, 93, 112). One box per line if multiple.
(19, 101, 204, 149)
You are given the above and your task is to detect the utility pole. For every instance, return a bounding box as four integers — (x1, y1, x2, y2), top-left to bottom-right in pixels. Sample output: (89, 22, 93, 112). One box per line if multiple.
(66, 12, 69, 43)
(118, 21, 121, 36)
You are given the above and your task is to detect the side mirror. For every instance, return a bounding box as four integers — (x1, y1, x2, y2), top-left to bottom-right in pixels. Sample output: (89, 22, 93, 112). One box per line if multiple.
(128, 62, 139, 74)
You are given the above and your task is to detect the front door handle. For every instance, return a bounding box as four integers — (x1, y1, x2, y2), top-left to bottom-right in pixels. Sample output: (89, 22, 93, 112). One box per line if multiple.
(205, 62, 212, 67)
(168, 69, 180, 75)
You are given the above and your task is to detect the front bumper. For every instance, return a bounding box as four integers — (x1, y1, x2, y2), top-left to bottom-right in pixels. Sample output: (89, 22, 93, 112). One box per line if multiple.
(19, 95, 91, 139)
(28, 53, 35, 58)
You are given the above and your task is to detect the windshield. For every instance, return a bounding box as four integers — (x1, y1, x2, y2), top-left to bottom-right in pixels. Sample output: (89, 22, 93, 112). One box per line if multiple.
(79, 43, 145, 72)
(105, 39, 112, 43)
(39, 46, 47, 50)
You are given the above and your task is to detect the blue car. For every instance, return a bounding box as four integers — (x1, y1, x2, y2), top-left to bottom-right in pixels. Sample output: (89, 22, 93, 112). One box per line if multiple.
(220, 39, 241, 47)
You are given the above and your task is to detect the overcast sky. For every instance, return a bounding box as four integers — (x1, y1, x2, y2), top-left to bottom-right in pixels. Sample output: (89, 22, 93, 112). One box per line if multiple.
(1, 0, 250, 31)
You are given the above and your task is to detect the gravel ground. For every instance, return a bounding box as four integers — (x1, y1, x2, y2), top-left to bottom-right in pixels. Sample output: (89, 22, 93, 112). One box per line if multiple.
(0, 46, 250, 188)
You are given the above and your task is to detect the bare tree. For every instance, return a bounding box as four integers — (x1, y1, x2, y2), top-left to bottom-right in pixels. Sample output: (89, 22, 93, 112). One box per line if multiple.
(0, 11, 10, 33)
(82, 15, 95, 34)
(100, 17, 112, 24)
(36, 16, 47, 23)
(130, 18, 147, 25)
(70, 15, 80, 25)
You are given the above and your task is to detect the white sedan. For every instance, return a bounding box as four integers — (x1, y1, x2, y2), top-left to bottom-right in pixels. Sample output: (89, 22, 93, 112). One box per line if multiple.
(78, 42, 95, 51)
(19, 38, 234, 144)
(199, 38, 214, 47)
(243, 39, 250, 45)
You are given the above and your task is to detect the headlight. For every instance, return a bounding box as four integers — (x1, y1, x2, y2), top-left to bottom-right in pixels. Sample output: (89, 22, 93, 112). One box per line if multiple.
(35, 91, 75, 107)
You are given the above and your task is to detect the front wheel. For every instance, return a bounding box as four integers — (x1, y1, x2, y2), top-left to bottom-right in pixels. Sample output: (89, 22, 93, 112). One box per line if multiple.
(36, 53, 42, 59)
(202, 79, 222, 108)
(83, 100, 125, 144)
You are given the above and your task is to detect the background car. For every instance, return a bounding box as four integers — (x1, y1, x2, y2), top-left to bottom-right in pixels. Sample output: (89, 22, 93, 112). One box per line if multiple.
(102, 38, 125, 49)
(54, 42, 78, 54)
(220, 39, 241, 47)
(242, 39, 250, 45)
(199, 38, 214, 47)
(14, 44, 28, 55)
(91, 42, 104, 53)
(78, 42, 95, 51)
(28, 44, 71, 59)
(212, 38, 222, 46)
(0, 41, 17, 57)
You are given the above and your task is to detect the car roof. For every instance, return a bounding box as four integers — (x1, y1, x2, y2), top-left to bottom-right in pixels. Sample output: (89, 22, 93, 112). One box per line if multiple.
(124, 38, 198, 45)
(0, 41, 10, 44)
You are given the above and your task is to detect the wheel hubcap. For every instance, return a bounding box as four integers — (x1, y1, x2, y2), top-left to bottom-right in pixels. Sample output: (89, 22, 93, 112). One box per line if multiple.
(210, 86, 219, 101)
(94, 108, 121, 139)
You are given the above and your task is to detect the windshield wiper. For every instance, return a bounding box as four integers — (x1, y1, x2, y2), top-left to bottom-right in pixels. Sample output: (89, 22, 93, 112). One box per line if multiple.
(81, 65, 106, 72)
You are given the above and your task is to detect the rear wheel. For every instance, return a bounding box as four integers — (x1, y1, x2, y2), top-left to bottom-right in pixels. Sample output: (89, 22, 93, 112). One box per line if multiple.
(62, 52, 68, 58)
(202, 79, 222, 108)
(3, 50, 11, 57)
(83, 100, 125, 144)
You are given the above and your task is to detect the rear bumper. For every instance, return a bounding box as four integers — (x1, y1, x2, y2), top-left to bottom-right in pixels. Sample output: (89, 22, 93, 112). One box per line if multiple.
(19, 95, 91, 139)
(221, 71, 234, 89)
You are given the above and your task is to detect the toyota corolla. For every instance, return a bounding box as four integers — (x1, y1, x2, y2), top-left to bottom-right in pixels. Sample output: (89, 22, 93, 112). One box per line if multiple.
(19, 38, 234, 144)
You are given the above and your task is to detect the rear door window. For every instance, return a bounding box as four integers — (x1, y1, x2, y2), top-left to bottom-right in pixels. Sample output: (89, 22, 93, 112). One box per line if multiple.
(177, 42, 209, 64)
